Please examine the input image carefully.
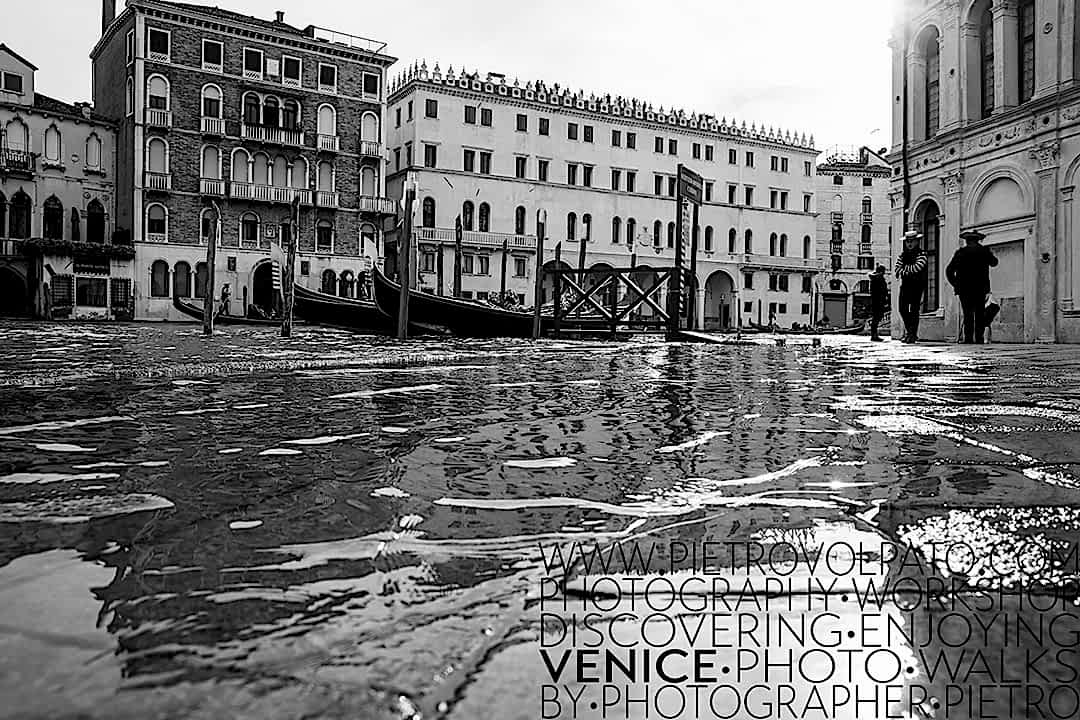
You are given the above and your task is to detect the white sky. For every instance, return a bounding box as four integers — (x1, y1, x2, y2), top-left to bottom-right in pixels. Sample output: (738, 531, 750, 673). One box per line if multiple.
(8, 0, 895, 154)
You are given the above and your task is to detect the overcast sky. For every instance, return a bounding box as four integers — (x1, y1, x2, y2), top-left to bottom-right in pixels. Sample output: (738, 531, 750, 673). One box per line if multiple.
(9, 0, 894, 155)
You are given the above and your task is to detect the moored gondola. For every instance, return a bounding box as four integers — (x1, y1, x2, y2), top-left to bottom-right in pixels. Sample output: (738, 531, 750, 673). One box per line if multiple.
(292, 284, 393, 334)
(172, 296, 283, 326)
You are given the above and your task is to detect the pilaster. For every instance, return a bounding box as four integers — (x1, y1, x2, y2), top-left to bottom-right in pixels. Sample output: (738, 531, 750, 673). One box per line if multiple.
(1033, 0, 1059, 98)
(993, 0, 1020, 111)
(1030, 140, 1060, 341)
(941, 170, 965, 334)
(940, 6, 963, 131)
(960, 21, 983, 122)
(1060, 185, 1074, 312)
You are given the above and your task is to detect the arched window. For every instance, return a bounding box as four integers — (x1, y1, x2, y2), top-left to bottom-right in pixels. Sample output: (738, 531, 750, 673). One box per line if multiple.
(150, 259, 170, 297)
(1019, 0, 1036, 103)
(612, 216, 622, 244)
(321, 268, 337, 294)
(832, 194, 843, 213)
(194, 262, 209, 299)
(243, 92, 261, 125)
(147, 74, 169, 110)
(291, 157, 308, 189)
(201, 84, 222, 118)
(919, 201, 941, 312)
(0, 192, 6, 238)
(361, 112, 379, 142)
(126, 77, 134, 116)
(339, 269, 355, 298)
(42, 196, 63, 240)
(174, 261, 191, 297)
(44, 125, 61, 162)
(862, 196, 872, 214)
(201, 145, 220, 179)
(478, 202, 491, 232)
(653, 220, 662, 248)
(272, 156, 288, 187)
(803, 235, 812, 259)
(567, 212, 577, 241)
(769, 232, 778, 256)
(263, 96, 280, 127)
(729, 227, 737, 254)
(924, 28, 941, 138)
(317, 104, 337, 136)
(779, 234, 788, 257)
(147, 137, 168, 174)
(87, 199, 105, 243)
(252, 153, 270, 185)
(282, 100, 300, 131)
(666, 222, 675, 248)
(317, 161, 334, 192)
(146, 203, 167, 241)
(9, 191, 31, 239)
(462, 201, 475, 231)
(422, 197, 436, 228)
(361, 167, 376, 196)
(231, 148, 250, 182)
(626, 218, 636, 246)
(360, 223, 377, 257)
(831, 223, 843, 243)
(316, 219, 334, 252)
(5, 119, 28, 152)
(515, 205, 526, 235)
(85, 133, 102, 169)
(240, 212, 260, 246)
(199, 208, 217, 245)
(70, 207, 80, 242)
(744, 229, 753, 254)
(704, 226, 713, 253)
(860, 224, 872, 251)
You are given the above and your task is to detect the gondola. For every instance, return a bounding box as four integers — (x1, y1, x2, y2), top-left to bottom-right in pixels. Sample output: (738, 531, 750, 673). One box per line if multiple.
(172, 296, 284, 327)
(372, 267, 536, 338)
(294, 284, 451, 336)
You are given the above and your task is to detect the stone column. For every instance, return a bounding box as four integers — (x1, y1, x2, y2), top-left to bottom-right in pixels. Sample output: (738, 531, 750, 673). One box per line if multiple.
(960, 21, 982, 121)
(941, 171, 965, 340)
(1059, 185, 1074, 312)
(1063, 0, 1077, 84)
(889, 36, 905, 153)
(940, 8, 963, 131)
(993, 0, 1020, 110)
(1033, 0, 1059, 98)
(1030, 140, 1060, 342)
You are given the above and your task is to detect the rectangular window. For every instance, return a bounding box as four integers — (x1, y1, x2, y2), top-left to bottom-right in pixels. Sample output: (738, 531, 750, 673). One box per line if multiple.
(481, 108, 492, 127)
(802, 276, 812, 293)
(729, 148, 738, 164)
(654, 175, 664, 196)
(396, 108, 402, 127)
(801, 303, 810, 315)
(780, 192, 788, 210)
(583, 125, 593, 143)
(538, 159, 549, 182)
(834, 175, 844, 185)
(76, 278, 108, 307)
(626, 132, 636, 149)
(804, 161, 813, 176)
(770, 190, 778, 209)
(582, 166, 593, 187)
(300, 261, 310, 276)
(611, 169, 621, 190)
(654, 136, 664, 153)
(626, 172, 636, 193)
(668, 139, 677, 156)
(243, 48, 264, 79)
(407, 100, 413, 120)
(463, 149, 475, 172)
(744, 273, 754, 289)
(463, 255, 474, 274)
(704, 182, 713, 202)
(667, 177, 676, 197)
(1, 72, 23, 93)
(770, 156, 779, 171)
(858, 256, 875, 270)
(425, 98, 438, 118)
(461, 290, 473, 299)
(745, 151, 755, 168)
(778, 303, 787, 314)
(479, 151, 492, 175)
(568, 163, 578, 186)
(803, 194, 812, 212)
(705, 145, 714, 161)
(769, 275, 778, 291)
(539, 117, 550, 135)
(516, 113, 528, 131)
(126, 30, 135, 63)
(693, 143, 701, 160)
(568, 123, 578, 140)
(318, 63, 337, 92)
(863, 177, 873, 187)
(612, 130, 621, 147)
(363, 73, 380, 98)
(779, 275, 789, 292)
(728, 185, 737, 204)
(745, 187, 754, 206)
(148, 28, 170, 60)
(515, 257, 527, 277)
(515, 156, 527, 179)
(744, 301, 753, 313)
(202, 39, 223, 71)
(424, 144, 437, 168)
(405, 143, 413, 165)
(478, 255, 490, 275)
(394, 148, 401, 170)
(422, 252, 436, 273)
(282, 55, 301, 86)
(465, 105, 477, 124)
(781, 157, 789, 173)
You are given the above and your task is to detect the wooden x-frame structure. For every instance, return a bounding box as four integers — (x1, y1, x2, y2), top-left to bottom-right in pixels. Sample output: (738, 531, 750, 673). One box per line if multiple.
(548, 266, 680, 337)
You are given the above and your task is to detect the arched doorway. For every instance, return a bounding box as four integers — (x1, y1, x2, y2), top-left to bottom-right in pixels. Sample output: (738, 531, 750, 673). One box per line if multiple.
(822, 279, 848, 328)
(251, 261, 279, 317)
(704, 270, 735, 330)
(586, 262, 616, 309)
(0, 266, 28, 316)
(540, 259, 573, 306)
(913, 199, 941, 312)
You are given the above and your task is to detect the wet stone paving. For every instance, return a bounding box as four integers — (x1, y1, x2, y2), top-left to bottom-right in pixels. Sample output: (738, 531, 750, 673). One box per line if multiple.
(0, 321, 1079, 719)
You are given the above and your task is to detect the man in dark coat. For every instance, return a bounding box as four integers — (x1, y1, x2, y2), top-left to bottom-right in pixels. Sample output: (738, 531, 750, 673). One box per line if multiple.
(946, 229, 998, 344)
(869, 265, 888, 342)
(895, 230, 928, 343)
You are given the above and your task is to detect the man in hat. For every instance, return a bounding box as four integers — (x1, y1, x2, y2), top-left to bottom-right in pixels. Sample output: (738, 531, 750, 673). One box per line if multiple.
(869, 264, 889, 342)
(946, 229, 998, 344)
(895, 230, 928, 343)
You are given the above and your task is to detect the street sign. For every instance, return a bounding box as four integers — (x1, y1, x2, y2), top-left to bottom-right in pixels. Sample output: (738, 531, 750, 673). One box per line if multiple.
(678, 165, 703, 206)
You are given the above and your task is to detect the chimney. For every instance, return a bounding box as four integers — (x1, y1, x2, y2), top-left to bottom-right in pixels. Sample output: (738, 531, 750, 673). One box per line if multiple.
(102, 0, 116, 33)
(275, 10, 285, 22)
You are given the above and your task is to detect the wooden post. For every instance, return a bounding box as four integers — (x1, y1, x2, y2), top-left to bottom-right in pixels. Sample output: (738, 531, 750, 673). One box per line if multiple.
(670, 166, 685, 336)
(499, 237, 508, 302)
(689, 203, 700, 330)
(453, 215, 463, 298)
(577, 216, 588, 285)
(281, 196, 299, 338)
(553, 243, 562, 339)
(202, 200, 220, 336)
(532, 210, 546, 339)
(397, 182, 416, 340)
(609, 266, 618, 339)
(436, 242, 444, 296)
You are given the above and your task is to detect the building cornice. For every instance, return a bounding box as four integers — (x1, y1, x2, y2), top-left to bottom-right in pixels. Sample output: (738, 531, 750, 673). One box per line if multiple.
(0, 100, 117, 130)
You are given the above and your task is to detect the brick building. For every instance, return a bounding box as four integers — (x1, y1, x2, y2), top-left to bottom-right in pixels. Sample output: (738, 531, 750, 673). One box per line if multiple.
(91, 0, 396, 320)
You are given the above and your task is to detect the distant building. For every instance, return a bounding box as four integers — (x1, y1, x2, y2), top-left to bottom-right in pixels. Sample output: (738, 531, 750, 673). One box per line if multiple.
(91, 0, 396, 320)
(386, 62, 820, 329)
(0, 43, 126, 319)
(815, 146, 892, 327)
(890, 0, 1080, 342)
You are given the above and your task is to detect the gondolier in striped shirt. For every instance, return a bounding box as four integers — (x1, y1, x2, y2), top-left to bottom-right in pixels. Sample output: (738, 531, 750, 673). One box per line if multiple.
(895, 230, 928, 344)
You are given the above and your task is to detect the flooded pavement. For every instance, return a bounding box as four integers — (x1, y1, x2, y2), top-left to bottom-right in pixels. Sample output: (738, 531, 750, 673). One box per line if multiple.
(0, 321, 1078, 719)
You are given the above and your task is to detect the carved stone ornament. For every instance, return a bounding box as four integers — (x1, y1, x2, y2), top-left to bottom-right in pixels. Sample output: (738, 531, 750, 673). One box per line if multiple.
(1030, 140, 1061, 171)
(941, 171, 964, 195)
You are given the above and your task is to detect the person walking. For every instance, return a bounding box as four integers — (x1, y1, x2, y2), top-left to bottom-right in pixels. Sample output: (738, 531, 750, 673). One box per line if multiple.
(895, 230, 928, 343)
(218, 283, 231, 318)
(869, 265, 888, 342)
(946, 229, 998, 344)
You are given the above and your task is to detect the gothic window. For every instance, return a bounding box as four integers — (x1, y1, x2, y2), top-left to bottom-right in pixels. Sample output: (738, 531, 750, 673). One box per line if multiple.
(422, 197, 436, 228)
(150, 260, 169, 297)
(567, 212, 577, 241)
(43, 196, 64, 240)
(478, 202, 491, 232)
(612, 216, 621, 244)
(462, 201, 474, 231)
(87, 199, 105, 243)
(9, 191, 30, 238)
(515, 205, 526, 236)
(174, 261, 191, 297)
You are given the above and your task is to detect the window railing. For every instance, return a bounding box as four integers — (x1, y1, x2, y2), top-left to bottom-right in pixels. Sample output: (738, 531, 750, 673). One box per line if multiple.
(230, 181, 311, 205)
(359, 140, 382, 157)
(316, 190, 340, 208)
(148, 50, 170, 63)
(200, 178, 225, 196)
(741, 254, 819, 270)
(145, 108, 172, 128)
(202, 60, 223, 73)
(0, 148, 34, 173)
(146, 232, 168, 243)
(241, 123, 304, 147)
(283, 75, 302, 89)
(243, 68, 263, 81)
(144, 172, 172, 190)
(318, 82, 337, 94)
(318, 134, 340, 152)
(860, 212, 873, 223)
(358, 195, 395, 214)
(415, 227, 535, 250)
(830, 212, 844, 222)
(201, 117, 226, 135)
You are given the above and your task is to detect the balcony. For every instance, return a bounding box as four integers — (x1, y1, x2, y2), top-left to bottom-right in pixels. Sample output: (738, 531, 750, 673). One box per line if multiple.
(317, 134, 339, 152)
(0, 148, 34, 175)
(201, 117, 226, 136)
(860, 212, 873, 224)
(146, 232, 168, 244)
(359, 140, 382, 158)
(315, 190, 340, 208)
(415, 227, 535, 250)
(144, 172, 172, 191)
(358, 195, 396, 215)
(148, 50, 169, 64)
(741, 254, 820, 271)
(0, 239, 21, 256)
(230, 181, 311, 205)
(145, 108, 172, 128)
(241, 123, 304, 148)
(200, 178, 226, 196)
(830, 212, 844, 223)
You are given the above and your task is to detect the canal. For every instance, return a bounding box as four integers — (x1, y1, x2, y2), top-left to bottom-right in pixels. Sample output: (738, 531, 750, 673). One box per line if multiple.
(1, 321, 1078, 719)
